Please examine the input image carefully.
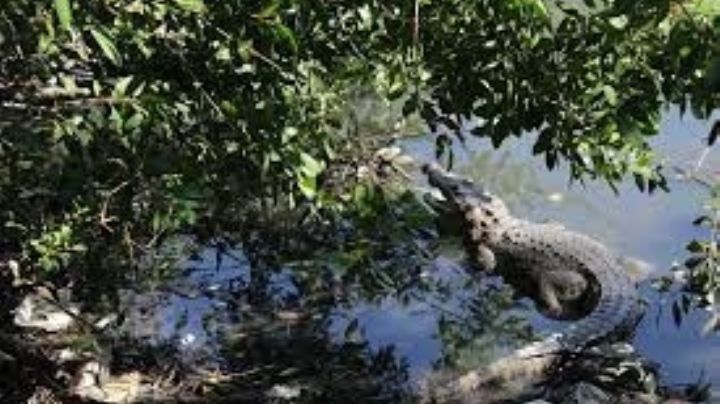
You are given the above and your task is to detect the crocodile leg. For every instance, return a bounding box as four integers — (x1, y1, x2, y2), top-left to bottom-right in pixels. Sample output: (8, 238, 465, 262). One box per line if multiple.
(538, 276, 564, 318)
(472, 243, 497, 272)
(536, 270, 590, 319)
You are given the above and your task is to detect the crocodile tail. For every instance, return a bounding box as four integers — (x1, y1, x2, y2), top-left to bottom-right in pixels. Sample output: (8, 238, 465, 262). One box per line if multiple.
(514, 278, 641, 360)
(436, 267, 642, 401)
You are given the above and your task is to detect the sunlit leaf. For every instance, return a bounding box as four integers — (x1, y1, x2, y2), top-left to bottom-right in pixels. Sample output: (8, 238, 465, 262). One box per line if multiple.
(174, 0, 206, 13)
(608, 15, 628, 30)
(602, 85, 618, 106)
(90, 27, 121, 66)
(298, 175, 317, 199)
(113, 76, 133, 97)
(254, 3, 278, 20)
(299, 152, 323, 178)
(54, 0, 73, 31)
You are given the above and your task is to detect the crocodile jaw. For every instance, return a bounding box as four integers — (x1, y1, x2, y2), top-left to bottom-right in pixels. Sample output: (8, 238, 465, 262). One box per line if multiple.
(423, 162, 515, 246)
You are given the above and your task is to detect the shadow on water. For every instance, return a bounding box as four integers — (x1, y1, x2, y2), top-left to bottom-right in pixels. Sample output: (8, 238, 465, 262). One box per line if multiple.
(119, 106, 720, 401)
(119, 240, 544, 401)
(118, 241, 416, 402)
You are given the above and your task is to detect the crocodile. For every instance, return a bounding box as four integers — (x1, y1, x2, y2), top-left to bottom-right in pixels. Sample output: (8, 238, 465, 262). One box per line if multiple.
(422, 163, 645, 402)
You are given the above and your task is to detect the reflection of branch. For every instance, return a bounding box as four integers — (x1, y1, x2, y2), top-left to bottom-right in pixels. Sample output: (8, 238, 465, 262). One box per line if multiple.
(673, 128, 718, 189)
(693, 146, 711, 173)
(409, 291, 466, 322)
(673, 166, 713, 189)
(709, 208, 718, 292)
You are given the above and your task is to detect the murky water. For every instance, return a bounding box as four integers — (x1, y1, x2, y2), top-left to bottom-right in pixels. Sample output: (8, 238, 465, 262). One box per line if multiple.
(122, 106, 720, 399)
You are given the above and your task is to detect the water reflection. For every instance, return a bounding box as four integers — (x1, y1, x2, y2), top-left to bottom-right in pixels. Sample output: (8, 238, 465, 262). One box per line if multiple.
(118, 242, 250, 364)
(118, 241, 415, 401)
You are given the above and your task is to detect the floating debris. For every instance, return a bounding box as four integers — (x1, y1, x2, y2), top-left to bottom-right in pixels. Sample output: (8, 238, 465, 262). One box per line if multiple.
(546, 192, 564, 203)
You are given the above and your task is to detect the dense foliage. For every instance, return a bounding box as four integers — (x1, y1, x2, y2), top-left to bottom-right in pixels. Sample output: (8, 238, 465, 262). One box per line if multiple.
(671, 176, 720, 332)
(0, 0, 717, 292)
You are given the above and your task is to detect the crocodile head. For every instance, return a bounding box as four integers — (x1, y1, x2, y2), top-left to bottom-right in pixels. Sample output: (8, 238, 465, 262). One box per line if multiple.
(423, 162, 514, 246)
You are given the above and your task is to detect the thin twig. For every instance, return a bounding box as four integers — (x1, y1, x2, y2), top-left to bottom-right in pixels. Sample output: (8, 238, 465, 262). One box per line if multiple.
(249, 47, 291, 75)
(98, 181, 130, 233)
(413, 0, 420, 51)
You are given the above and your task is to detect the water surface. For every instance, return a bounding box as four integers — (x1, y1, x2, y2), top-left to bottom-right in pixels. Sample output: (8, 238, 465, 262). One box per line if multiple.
(121, 106, 720, 399)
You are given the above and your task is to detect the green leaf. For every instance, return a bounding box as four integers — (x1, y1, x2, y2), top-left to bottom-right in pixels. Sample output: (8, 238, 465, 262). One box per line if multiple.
(152, 212, 162, 233)
(215, 47, 231, 61)
(274, 23, 298, 53)
(254, 3, 279, 20)
(689, 0, 720, 18)
(693, 215, 711, 226)
(521, 0, 549, 22)
(298, 175, 317, 199)
(602, 85, 618, 106)
(54, 0, 73, 31)
(60, 75, 78, 93)
(90, 28, 121, 66)
(113, 76, 133, 97)
(124, 112, 144, 131)
(174, 0, 207, 13)
(238, 40, 254, 61)
(684, 256, 705, 269)
(357, 5, 372, 28)
(608, 15, 628, 30)
(687, 240, 704, 253)
(299, 152, 323, 178)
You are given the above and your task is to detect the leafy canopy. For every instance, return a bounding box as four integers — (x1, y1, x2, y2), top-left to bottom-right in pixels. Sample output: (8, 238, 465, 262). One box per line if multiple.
(0, 0, 717, 287)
